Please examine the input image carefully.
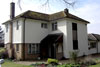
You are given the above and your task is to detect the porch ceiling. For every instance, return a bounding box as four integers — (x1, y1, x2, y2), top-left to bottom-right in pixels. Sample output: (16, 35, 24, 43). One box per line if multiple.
(40, 33, 63, 45)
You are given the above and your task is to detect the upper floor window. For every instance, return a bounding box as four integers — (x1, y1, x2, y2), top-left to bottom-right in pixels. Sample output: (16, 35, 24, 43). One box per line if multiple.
(52, 22, 57, 31)
(16, 20, 20, 30)
(6, 24, 8, 32)
(72, 23, 77, 30)
(41, 23, 47, 28)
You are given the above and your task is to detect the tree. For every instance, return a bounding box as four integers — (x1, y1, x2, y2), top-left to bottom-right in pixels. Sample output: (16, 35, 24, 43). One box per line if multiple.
(0, 26, 4, 47)
(17, 0, 77, 10)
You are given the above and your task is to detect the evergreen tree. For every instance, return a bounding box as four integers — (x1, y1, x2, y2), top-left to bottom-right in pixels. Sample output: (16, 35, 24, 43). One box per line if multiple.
(0, 26, 4, 44)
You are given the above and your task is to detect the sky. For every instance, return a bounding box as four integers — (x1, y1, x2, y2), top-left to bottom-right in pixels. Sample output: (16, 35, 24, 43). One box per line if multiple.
(0, 0, 100, 34)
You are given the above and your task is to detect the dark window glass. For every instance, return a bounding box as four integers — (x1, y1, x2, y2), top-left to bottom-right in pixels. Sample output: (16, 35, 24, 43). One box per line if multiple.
(6, 24, 8, 32)
(72, 23, 77, 30)
(52, 22, 57, 31)
(28, 44, 40, 54)
(73, 40, 78, 50)
(16, 44, 19, 51)
(41, 23, 47, 28)
(90, 42, 96, 48)
(16, 21, 19, 30)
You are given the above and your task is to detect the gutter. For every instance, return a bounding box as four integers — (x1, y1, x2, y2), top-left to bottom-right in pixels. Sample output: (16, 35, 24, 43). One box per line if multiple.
(22, 18, 26, 60)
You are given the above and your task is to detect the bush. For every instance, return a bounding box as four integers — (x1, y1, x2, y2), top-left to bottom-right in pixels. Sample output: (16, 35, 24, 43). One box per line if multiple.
(69, 51, 79, 63)
(47, 58, 58, 65)
(83, 60, 96, 66)
(57, 63, 81, 67)
(0, 48, 8, 59)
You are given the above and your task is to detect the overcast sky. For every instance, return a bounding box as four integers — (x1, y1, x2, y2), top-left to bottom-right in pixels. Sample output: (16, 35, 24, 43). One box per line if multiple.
(0, 0, 100, 34)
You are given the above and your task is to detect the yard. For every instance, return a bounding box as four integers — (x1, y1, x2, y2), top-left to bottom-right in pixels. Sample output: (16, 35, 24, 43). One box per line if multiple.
(1, 48, 100, 67)
(90, 64, 100, 67)
(0, 58, 100, 67)
(2, 60, 33, 67)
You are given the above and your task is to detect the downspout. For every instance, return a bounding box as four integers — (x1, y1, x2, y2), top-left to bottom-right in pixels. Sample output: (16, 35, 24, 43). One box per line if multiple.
(96, 41, 99, 53)
(22, 18, 26, 60)
(9, 22, 13, 59)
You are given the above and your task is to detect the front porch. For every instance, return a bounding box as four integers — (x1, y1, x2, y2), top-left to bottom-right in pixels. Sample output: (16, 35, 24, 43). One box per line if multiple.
(40, 33, 63, 59)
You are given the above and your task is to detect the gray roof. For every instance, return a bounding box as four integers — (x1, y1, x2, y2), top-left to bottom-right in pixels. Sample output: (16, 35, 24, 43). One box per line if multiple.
(3, 9, 89, 24)
(88, 34, 100, 41)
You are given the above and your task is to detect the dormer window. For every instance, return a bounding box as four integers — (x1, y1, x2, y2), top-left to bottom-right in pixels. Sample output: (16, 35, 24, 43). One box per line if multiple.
(52, 22, 57, 31)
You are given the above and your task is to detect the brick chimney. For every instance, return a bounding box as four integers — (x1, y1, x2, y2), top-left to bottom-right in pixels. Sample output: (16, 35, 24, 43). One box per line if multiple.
(9, 2, 15, 59)
(64, 8, 69, 15)
(10, 2, 15, 19)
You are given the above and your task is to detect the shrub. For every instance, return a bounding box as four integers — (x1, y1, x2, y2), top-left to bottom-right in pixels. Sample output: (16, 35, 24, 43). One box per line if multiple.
(0, 48, 8, 59)
(69, 51, 79, 63)
(47, 58, 58, 65)
(57, 63, 81, 67)
(83, 55, 96, 66)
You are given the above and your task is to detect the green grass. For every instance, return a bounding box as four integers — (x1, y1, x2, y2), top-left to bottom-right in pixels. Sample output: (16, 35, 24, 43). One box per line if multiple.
(2, 60, 33, 67)
(89, 63, 100, 67)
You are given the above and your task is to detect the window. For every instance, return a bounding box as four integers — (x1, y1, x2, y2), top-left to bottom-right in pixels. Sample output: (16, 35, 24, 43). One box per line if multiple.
(73, 30, 77, 40)
(16, 20, 20, 30)
(28, 44, 40, 54)
(41, 23, 47, 28)
(6, 24, 8, 32)
(72, 23, 78, 50)
(72, 23, 77, 30)
(90, 42, 96, 48)
(16, 44, 19, 51)
(52, 22, 57, 31)
(73, 40, 78, 50)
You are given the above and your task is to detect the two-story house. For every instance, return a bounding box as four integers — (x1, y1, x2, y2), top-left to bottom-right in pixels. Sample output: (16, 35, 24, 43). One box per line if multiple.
(3, 2, 89, 60)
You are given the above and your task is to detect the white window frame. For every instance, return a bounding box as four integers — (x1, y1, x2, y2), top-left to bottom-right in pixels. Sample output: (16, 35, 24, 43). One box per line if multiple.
(90, 42, 97, 48)
(41, 23, 47, 28)
(6, 24, 8, 32)
(16, 20, 20, 30)
(16, 44, 19, 51)
(52, 22, 57, 31)
(28, 44, 39, 54)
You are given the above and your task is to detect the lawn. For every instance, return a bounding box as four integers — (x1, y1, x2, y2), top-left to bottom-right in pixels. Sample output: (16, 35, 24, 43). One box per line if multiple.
(90, 63, 100, 67)
(2, 60, 33, 67)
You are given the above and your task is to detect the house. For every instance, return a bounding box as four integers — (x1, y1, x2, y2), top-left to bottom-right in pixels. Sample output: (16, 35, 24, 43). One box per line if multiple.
(3, 2, 90, 60)
(88, 34, 100, 54)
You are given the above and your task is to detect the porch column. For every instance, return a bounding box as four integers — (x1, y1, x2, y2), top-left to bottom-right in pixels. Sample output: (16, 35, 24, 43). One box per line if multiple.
(53, 44, 56, 59)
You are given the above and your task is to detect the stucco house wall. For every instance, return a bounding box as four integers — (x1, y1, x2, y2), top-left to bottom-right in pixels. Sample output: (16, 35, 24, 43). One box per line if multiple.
(25, 19, 49, 43)
(98, 42, 100, 53)
(5, 23, 10, 44)
(49, 18, 89, 58)
(12, 19, 23, 43)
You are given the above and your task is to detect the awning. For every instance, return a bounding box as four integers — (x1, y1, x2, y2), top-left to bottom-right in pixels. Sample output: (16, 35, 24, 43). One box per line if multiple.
(40, 33, 63, 45)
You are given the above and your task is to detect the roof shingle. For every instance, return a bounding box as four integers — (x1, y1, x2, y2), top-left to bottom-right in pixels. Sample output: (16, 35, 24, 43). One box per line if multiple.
(3, 10, 90, 24)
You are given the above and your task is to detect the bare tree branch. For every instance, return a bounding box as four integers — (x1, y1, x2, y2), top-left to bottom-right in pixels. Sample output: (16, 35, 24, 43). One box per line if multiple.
(17, 0, 76, 10)
(17, 0, 22, 10)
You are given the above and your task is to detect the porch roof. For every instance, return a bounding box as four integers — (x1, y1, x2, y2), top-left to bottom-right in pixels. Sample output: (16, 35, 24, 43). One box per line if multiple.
(40, 33, 63, 45)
